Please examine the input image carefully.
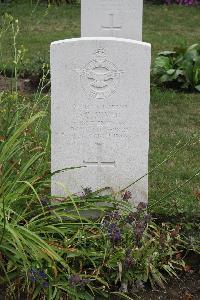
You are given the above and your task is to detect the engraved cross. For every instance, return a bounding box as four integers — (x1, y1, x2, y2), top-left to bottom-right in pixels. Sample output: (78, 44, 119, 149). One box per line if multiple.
(101, 14, 122, 36)
(83, 143, 115, 186)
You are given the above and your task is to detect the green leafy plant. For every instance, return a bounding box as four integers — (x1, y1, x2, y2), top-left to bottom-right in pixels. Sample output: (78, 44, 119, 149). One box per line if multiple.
(19, 52, 50, 90)
(0, 14, 50, 92)
(0, 51, 50, 90)
(152, 44, 200, 92)
(0, 95, 190, 298)
(0, 105, 190, 298)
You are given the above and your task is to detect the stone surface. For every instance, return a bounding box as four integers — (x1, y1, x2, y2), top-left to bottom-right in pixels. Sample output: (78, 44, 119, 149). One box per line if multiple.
(51, 37, 151, 204)
(81, 0, 143, 40)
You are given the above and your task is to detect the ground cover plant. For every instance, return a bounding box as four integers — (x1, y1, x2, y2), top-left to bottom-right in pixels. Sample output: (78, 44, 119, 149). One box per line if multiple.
(0, 1, 200, 299)
(153, 44, 200, 92)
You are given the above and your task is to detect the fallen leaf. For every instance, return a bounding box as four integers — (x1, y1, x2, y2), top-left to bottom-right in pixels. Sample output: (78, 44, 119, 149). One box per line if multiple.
(30, 146, 43, 152)
(183, 265, 192, 272)
(0, 136, 5, 142)
(53, 197, 66, 203)
(171, 225, 181, 238)
(176, 252, 182, 260)
(183, 291, 193, 300)
(196, 191, 200, 200)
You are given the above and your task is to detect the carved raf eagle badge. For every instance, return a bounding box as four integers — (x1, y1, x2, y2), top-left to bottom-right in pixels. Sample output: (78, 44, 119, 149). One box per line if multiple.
(76, 48, 123, 100)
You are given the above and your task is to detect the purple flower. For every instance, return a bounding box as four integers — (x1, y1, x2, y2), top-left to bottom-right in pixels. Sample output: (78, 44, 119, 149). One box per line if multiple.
(165, 0, 199, 5)
(144, 214, 151, 224)
(29, 268, 37, 274)
(42, 281, 49, 288)
(109, 210, 120, 220)
(69, 274, 82, 287)
(122, 190, 132, 201)
(28, 269, 37, 282)
(28, 268, 49, 286)
(81, 279, 90, 285)
(82, 187, 92, 196)
(126, 212, 138, 224)
(137, 202, 147, 211)
(135, 220, 146, 247)
(28, 274, 36, 282)
(41, 198, 50, 206)
(124, 249, 134, 269)
(108, 223, 121, 243)
(38, 271, 47, 279)
(69, 274, 90, 287)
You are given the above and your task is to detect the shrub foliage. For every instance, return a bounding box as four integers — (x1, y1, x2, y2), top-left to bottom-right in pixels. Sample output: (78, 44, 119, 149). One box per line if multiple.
(152, 44, 200, 92)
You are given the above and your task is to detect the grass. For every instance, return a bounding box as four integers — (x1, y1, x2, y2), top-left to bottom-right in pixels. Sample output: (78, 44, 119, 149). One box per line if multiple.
(143, 4, 200, 59)
(0, 0, 199, 216)
(149, 87, 199, 214)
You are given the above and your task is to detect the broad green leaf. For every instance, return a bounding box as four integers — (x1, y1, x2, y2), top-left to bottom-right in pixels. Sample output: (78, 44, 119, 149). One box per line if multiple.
(158, 51, 176, 56)
(160, 74, 172, 83)
(155, 56, 172, 70)
(166, 69, 175, 75)
(195, 84, 200, 91)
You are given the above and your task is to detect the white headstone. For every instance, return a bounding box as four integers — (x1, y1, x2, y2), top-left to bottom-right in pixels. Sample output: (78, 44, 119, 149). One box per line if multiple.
(81, 0, 143, 40)
(51, 37, 151, 204)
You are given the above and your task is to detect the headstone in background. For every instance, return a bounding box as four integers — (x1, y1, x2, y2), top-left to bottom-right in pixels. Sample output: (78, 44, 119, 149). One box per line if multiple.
(81, 0, 143, 41)
(51, 38, 151, 204)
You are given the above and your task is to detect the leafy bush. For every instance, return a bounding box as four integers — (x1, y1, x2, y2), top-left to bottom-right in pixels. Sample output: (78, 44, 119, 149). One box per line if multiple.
(0, 52, 50, 90)
(19, 53, 50, 89)
(152, 44, 200, 92)
(0, 47, 49, 79)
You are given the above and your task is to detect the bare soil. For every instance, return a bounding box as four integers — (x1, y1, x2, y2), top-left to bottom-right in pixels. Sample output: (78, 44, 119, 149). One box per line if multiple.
(0, 75, 40, 93)
(105, 257, 200, 299)
(137, 262, 200, 300)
